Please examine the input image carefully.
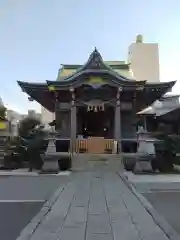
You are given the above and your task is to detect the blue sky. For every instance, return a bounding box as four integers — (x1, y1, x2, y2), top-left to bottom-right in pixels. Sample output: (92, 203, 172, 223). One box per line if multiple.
(0, 0, 180, 113)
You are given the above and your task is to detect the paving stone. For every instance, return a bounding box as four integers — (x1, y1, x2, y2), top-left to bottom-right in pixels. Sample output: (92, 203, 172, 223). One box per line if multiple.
(88, 203, 107, 214)
(72, 196, 89, 207)
(59, 225, 86, 240)
(71, 186, 90, 208)
(121, 191, 169, 240)
(87, 214, 111, 234)
(109, 208, 131, 223)
(103, 172, 169, 240)
(38, 215, 64, 233)
(136, 222, 169, 240)
(112, 222, 140, 240)
(86, 233, 113, 240)
(50, 183, 76, 218)
(27, 171, 172, 240)
(64, 207, 88, 227)
(89, 186, 107, 214)
(30, 231, 58, 240)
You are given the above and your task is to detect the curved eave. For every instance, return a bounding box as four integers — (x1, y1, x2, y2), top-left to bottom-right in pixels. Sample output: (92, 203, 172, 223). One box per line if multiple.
(17, 81, 47, 90)
(136, 106, 155, 116)
(62, 63, 130, 70)
(157, 107, 180, 122)
(145, 81, 176, 104)
(60, 69, 138, 83)
(47, 70, 146, 88)
(144, 81, 176, 89)
(139, 81, 176, 110)
(17, 81, 54, 112)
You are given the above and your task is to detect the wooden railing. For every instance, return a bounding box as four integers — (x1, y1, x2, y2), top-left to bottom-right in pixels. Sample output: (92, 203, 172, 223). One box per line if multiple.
(75, 138, 116, 154)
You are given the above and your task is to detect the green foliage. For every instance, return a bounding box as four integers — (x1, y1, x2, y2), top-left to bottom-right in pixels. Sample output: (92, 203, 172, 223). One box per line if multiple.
(23, 127, 47, 170)
(153, 123, 175, 172)
(169, 135, 180, 153)
(0, 107, 6, 119)
(58, 156, 71, 171)
(3, 136, 25, 169)
(153, 123, 180, 172)
(18, 117, 41, 138)
(3, 123, 47, 170)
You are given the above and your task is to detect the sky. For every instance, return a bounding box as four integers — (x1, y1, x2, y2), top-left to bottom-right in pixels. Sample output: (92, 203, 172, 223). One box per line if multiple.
(0, 0, 180, 114)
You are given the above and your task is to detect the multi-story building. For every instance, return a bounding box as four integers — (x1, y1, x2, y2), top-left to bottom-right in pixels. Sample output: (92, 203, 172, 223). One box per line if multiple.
(128, 35, 160, 82)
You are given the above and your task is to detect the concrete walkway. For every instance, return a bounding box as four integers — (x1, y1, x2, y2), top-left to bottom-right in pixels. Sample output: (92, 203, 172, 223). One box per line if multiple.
(17, 171, 177, 240)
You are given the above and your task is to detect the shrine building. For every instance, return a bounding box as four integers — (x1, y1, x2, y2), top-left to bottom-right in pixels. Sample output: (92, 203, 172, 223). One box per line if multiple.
(17, 46, 175, 153)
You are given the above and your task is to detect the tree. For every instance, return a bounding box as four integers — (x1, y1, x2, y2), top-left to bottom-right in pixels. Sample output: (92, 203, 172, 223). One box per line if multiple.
(0, 107, 6, 120)
(18, 117, 41, 138)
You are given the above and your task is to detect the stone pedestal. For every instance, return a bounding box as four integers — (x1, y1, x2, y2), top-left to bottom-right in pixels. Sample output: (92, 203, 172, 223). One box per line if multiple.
(134, 132, 156, 173)
(134, 159, 153, 173)
(41, 139, 60, 173)
(41, 155, 59, 173)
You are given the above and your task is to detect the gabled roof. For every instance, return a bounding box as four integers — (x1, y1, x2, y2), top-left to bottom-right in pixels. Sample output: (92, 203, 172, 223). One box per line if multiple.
(68, 48, 132, 80)
(57, 59, 130, 81)
(48, 48, 146, 87)
(17, 48, 176, 112)
(71, 48, 125, 73)
(61, 61, 129, 70)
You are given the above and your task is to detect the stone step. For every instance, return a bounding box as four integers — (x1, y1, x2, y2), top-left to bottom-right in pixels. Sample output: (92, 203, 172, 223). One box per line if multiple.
(72, 154, 123, 171)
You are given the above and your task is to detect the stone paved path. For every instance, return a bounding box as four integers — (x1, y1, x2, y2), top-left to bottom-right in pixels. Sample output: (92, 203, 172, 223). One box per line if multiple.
(21, 171, 171, 240)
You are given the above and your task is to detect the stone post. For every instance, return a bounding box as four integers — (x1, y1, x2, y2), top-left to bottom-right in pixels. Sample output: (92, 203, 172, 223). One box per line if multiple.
(70, 88, 77, 154)
(114, 87, 122, 153)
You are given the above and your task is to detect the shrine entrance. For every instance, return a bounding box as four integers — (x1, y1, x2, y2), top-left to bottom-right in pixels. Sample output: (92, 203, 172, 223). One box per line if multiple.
(77, 105, 114, 138)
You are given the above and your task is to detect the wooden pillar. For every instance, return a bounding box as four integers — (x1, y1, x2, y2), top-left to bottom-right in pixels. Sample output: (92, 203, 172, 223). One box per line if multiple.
(54, 91, 59, 131)
(70, 88, 76, 153)
(132, 91, 137, 132)
(114, 87, 122, 153)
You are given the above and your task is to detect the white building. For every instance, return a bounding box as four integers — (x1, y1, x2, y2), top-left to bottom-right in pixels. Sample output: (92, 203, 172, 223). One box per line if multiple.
(6, 109, 41, 136)
(6, 110, 22, 136)
(128, 35, 160, 82)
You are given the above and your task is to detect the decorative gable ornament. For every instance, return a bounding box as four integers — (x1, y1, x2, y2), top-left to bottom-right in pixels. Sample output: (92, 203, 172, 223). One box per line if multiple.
(87, 76, 105, 88)
(48, 85, 56, 92)
(83, 48, 110, 71)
